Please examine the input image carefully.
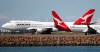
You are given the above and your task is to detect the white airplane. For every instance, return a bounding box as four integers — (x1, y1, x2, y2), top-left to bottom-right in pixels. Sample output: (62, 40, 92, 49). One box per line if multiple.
(2, 20, 56, 34)
(52, 9, 100, 35)
(2, 9, 95, 34)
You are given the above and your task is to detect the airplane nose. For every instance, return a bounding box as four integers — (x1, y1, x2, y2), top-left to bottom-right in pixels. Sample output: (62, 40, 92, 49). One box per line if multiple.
(2, 24, 7, 28)
(2, 25, 5, 28)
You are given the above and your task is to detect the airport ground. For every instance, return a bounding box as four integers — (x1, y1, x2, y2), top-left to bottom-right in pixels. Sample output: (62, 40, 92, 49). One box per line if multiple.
(0, 31, 100, 46)
(0, 31, 92, 35)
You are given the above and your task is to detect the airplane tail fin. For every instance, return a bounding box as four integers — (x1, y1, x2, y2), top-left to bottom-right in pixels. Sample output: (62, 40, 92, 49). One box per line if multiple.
(52, 11, 71, 31)
(74, 9, 95, 25)
(52, 11, 62, 26)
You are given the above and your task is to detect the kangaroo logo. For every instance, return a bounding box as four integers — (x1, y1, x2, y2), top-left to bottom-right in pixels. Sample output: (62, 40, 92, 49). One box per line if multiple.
(81, 13, 93, 22)
(53, 17, 63, 26)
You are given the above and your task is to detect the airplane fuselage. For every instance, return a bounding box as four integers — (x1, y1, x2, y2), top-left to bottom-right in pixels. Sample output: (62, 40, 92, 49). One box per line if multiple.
(2, 20, 100, 34)
(2, 20, 73, 31)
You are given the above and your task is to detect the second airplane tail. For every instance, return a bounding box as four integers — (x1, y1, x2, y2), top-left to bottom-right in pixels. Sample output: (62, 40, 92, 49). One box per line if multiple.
(73, 9, 95, 25)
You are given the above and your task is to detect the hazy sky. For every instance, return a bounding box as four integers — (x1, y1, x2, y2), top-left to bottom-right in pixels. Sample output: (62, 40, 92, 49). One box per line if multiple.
(0, 0, 100, 27)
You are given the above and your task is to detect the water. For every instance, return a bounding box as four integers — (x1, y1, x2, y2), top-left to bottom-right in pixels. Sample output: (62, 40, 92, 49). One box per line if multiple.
(0, 46, 100, 52)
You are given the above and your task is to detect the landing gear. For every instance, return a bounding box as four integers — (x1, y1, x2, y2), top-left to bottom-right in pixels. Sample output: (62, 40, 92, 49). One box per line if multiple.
(85, 24, 97, 35)
(85, 32, 88, 35)
(30, 29, 36, 34)
(41, 31, 51, 34)
(85, 27, 97, 35)
(85, 32, 90, 35)
(41, 28, 52, 34)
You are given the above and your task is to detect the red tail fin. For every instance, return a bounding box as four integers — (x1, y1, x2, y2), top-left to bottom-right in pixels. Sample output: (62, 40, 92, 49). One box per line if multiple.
(52, 11, 71, 31)
(74, 9, 95, 25)
(52, 11, 62, 26)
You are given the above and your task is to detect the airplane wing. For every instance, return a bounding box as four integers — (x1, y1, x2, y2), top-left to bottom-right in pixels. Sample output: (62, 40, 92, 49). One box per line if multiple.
(90, 22, 97, 25)
(26, 27, 52, 34)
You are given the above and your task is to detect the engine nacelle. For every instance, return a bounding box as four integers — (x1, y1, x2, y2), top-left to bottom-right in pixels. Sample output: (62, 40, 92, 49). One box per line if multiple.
(97, 30, 100, 33)
(37, 28, 52, 34)
(26, 27, 34, 30)
(52, 28, 58, 32)
(37, 28, 43, 33)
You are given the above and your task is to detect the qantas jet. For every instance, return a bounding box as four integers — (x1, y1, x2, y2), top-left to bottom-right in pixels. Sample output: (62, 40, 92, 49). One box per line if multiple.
(2, 9, 95, 34)
(52, 9, 100, 35)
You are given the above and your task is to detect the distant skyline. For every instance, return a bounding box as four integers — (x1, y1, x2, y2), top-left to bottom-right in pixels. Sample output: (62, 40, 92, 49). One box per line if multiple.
(0, 0, 100, 27)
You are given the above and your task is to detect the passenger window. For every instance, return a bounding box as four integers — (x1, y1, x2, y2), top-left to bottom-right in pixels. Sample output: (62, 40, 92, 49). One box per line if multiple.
(22, 24, 24, 25)
(17, 24, 19, 26)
